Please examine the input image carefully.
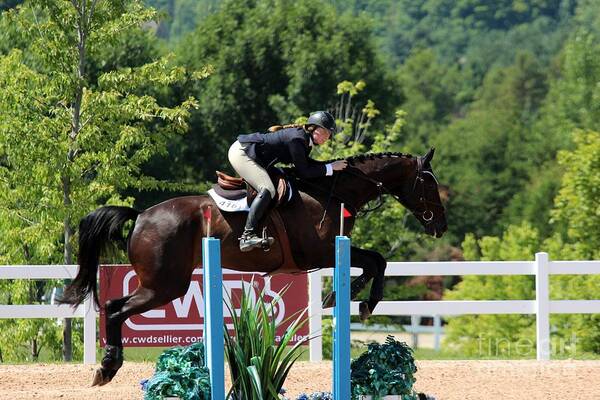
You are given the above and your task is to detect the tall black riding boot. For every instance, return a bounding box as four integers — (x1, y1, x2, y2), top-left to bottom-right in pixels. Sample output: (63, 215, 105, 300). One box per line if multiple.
(239, 188, 275, 252)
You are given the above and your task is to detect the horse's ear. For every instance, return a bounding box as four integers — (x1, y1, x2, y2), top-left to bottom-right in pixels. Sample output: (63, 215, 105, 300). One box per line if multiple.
(423, 147, 435, 164)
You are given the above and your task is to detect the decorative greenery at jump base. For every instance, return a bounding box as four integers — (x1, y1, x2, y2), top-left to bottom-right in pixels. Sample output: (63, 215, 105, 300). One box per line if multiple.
(142, 236, 427, 400)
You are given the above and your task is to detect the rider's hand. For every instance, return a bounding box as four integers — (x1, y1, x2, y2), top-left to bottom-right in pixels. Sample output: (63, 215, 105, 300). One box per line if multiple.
(332, 160, 348, 171)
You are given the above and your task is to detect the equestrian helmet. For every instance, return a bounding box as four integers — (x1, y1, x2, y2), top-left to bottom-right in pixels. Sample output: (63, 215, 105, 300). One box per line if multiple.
(307, 111, 337, 133)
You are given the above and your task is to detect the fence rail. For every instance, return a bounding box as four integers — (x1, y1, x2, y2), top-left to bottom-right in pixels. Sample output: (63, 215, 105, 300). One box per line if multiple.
(3, 252, 600, 365)
(308, 252, 600, 361)
(0, 265, 96, 364)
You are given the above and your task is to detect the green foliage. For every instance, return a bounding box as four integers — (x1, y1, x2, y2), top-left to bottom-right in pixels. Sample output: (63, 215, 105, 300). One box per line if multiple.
(224, 283, 307, 400)
(444, 224, 539, 356)
(350, 335, 418, 400)
(143, 342, 211, 400)
(3, 0, 600, 363)
(145, 0, 221, 40)
(448, 217, 600, 355)
(500, 7, 600, 238)
(543, 131, 600, 352)
(396, 49, 471, 152)
(0, 0, 201, 361)
(435, 52, 550, 238)
(174, 0, 397, 183)
(551, 131, 600, 258)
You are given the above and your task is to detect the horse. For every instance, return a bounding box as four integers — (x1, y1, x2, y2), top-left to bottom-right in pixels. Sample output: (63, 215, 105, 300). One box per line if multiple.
(59, 148, 447, 386)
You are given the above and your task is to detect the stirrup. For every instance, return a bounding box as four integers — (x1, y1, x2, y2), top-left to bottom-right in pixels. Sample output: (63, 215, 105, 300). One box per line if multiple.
(260, 227, 275, 251)
(239, 228, 274, 252)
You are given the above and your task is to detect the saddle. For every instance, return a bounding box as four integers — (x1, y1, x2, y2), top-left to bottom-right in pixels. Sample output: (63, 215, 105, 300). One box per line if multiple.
(212, 168, 292, 207)
(211, 169, 298, 274)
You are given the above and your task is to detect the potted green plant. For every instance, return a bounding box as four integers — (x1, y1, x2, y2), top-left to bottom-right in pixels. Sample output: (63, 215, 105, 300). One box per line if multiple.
(351, 336, 421, 400)
(224, 282, 308, 399)
(142, 342, 212, 400)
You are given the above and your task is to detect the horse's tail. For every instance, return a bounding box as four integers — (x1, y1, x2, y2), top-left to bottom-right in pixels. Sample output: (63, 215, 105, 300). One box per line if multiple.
(58, 206, 140, 308)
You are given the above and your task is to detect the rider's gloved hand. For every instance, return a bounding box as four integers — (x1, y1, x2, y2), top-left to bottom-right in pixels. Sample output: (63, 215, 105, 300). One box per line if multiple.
(332, 160, 348, 171)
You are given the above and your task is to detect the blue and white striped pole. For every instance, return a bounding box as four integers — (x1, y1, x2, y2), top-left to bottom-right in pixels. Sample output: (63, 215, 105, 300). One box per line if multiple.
(333, 235, 351, 400)
(202, 237, 225, 400)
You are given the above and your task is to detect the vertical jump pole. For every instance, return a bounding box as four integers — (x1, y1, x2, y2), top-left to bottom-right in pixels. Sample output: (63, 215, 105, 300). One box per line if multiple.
(333, 233, 351, 400)
(203, 237, 225, 400)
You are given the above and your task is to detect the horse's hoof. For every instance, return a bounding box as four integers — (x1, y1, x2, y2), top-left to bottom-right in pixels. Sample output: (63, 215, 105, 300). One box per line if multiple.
(91, 368, 112, 387)
(322, 291, 336, 309)
(359, 301, 371, 321)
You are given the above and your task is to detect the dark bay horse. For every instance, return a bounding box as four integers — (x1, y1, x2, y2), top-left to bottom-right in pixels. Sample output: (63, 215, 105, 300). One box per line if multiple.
(59, 149, 447, 386)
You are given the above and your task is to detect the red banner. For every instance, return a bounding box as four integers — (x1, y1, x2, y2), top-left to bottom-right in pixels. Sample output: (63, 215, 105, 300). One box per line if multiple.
(99, 266, 309, 347)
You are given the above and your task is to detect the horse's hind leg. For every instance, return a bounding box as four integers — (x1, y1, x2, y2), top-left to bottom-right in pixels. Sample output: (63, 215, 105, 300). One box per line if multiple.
(93, 286, 166, 386)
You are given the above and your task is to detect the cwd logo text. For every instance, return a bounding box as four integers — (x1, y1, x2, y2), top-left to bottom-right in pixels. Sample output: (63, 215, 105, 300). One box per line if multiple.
(99, 265, 309, 347)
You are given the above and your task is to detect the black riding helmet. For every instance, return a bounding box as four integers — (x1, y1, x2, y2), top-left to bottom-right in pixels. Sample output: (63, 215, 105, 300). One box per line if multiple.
(307, 111, 337, 133)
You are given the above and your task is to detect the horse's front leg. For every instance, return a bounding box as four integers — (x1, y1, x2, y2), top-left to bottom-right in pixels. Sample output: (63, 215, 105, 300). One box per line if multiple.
(322, 246, 386, 321)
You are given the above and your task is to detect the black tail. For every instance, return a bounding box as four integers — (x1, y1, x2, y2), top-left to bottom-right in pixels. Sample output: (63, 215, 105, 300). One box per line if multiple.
(58, 206, 140, 308)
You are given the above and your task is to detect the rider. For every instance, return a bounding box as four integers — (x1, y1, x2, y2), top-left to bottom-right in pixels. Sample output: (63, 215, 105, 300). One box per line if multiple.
(228, 110, 348, 252)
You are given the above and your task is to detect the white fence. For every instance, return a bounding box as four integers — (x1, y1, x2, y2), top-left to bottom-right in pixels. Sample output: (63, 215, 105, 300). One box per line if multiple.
(0, 266, 96, 364)
(2, 252, 600, 365)
(308, 252, 600, 361)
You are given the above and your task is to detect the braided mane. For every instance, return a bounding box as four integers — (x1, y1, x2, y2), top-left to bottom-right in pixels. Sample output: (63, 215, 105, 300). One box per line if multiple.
(326, 152, 413, 165)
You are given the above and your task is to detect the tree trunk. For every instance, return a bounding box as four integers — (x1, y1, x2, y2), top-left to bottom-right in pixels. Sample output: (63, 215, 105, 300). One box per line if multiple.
(62, 176, 74, 362)
(31, 338, 38, 361)
(62, 0, 93, 363)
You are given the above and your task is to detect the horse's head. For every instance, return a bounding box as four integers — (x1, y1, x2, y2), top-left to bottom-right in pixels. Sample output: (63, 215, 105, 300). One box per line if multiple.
(391, 148, 447, 238)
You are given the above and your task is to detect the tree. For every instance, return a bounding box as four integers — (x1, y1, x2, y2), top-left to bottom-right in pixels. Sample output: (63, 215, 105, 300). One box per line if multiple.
(443, 224, 540, 357)
(0, 0, 201, 361)
(445, 130, 600, 356)
(396, 48, 470, 153)
(434, 52, 549, 239)
(502, 15, 600, 238)
(551, 130, 600, 259)
(172, 0, 398, 184)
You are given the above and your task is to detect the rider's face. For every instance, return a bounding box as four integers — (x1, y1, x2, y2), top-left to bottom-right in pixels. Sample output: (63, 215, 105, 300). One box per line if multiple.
(312, 127, 332, 145)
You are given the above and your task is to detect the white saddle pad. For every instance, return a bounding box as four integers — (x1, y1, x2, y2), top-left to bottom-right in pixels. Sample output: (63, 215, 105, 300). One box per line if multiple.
(208, 189, 250, 212)
(208, 182, 293, 213)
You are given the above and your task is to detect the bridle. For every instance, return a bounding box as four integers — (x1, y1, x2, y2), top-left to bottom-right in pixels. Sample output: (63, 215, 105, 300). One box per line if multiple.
(411, 157, 444, 224)
(296, 156, 444, 228)
(336, 157, 444, 223)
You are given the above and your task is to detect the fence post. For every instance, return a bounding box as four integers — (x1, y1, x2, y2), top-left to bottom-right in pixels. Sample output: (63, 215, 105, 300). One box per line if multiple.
(203, 237, 225, 400)
(433, 315, 441, 352)
(410, 315, 420, 349)
(309, 271, 323, 362)
(333, 236, 351, 400)
(83, 295, 96, 364)
(535, 252, 550, 360)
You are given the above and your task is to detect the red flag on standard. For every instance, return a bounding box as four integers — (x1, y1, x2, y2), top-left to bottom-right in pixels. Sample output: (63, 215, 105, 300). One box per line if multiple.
(343, 208, 352, 218)
(203, 206, 212, 237)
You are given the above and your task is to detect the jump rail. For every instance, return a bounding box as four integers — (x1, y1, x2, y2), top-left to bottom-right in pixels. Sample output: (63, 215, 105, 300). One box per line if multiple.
(308, 252, 600, 361)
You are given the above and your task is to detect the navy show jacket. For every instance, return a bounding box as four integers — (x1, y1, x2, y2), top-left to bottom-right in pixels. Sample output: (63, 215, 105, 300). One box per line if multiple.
(237, 127, 329, 179)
